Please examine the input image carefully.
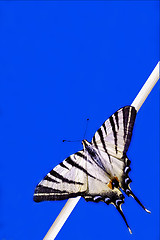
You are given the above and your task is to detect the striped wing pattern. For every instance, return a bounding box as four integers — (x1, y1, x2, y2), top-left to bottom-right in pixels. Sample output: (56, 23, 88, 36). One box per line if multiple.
(34, 147, 123, 204)
(34, 106, 150, 233)
(91, 106, 137, 192)
(34, 151, 88, 202)
(92, 106, 137, 159)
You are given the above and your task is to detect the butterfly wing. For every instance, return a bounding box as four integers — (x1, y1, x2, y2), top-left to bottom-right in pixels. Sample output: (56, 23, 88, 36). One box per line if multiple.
(81, 145, 132, 233)
(83, 147, 124, 203)
(34, 106, 136, 203)
(92, 106, 137, 159)
(91, 106, 136, 192)
(34, 151, 88, 202)
(91, 106, 150, 213)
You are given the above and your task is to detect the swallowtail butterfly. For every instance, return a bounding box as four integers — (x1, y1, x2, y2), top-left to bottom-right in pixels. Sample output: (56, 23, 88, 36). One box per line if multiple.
(34, 106, 150, 234)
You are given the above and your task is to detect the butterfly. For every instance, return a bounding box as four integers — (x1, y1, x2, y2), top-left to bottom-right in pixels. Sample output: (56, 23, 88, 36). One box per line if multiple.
(34, 106, 150, 233)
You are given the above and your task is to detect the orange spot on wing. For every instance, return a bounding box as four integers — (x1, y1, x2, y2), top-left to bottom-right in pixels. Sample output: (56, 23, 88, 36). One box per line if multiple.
(115, 176, 119, 182)
(108, 180, 113, 189)
(108, 176, 119, 190)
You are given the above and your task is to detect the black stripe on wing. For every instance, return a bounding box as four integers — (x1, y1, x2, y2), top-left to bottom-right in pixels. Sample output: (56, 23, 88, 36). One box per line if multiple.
(109, 115, 118, 154)
(102, 122, 108, 135)
(50, 169, 84, 185)
(59, 162, 70, 170)
(92, 135, 98, 149)
(123, 107, 129, 141)
(97, 128, 108, 154)
(35, 186, 69, 194)
(44, 175, 59, 183)
(66, 156, 97, 180)
(92, 127, 109, 158)
(93, 127, 111, 164)
(123, 106, 137, 154)
(114, 111, 119, 130)
(34, 185, 86, 202)
(75, 151, 87, 160)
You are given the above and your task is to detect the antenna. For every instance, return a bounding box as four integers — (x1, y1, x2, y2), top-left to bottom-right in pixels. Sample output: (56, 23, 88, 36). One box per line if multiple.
(62, 118, 90, 143)
(83, 118, 89, 139)
(62, 140, 81, 143)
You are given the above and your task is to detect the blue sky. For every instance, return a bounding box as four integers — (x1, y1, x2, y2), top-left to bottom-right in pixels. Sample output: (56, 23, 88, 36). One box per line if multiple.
(0, 1, 159, 240)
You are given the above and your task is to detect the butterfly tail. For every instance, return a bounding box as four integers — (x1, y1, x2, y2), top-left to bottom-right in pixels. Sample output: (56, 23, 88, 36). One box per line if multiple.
(110, 195, 132, 234)
(116, 205, 132, 234)
(126, 189, 151, 213)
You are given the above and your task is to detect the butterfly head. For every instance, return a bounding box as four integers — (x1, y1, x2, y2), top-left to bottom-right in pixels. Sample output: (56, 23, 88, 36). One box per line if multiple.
(82, 139, 90, 148)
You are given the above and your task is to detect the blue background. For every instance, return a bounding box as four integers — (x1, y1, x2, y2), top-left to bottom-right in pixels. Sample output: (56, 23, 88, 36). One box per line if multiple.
(0, 1, 159, 240)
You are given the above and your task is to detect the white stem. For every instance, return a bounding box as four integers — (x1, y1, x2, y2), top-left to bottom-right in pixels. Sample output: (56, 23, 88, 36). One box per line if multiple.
(43, 197, 81, 240)
(131, 62, 159, 111)
(43, 62, 160, 240)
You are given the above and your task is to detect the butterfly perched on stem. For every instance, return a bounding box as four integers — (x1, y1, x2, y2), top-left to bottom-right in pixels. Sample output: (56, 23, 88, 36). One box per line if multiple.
(34, 106, 150, 234)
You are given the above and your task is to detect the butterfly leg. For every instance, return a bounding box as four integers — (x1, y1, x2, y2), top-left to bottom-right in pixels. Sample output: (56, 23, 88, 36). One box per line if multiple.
(125, 189, 151, 213)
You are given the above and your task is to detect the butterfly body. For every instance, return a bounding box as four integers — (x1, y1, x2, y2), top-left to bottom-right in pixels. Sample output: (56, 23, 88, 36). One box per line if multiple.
(82, 139, 113, 178)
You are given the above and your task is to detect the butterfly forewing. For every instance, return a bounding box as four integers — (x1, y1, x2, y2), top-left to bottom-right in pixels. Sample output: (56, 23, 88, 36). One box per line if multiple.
(91, 106, 137, 159)
(34, 151, 88, 202)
